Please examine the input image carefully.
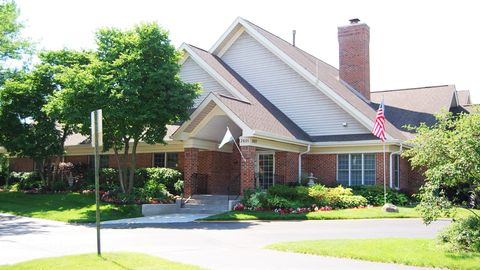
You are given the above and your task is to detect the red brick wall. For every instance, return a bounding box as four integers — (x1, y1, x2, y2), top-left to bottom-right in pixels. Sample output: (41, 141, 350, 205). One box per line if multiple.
(338, 21, 370, 100)
(302, 154, 337, 186)
(275, 151, 299, 184)
(9, 157, 35, 172)
(240, 146, 256, 194)
(183, 148, 199, 197)
(64, 156, 88, 165)
(197, 151, 233, 194)
(136, 153, 153, 168)
(376, 152, 391, 186)
(177, 153, 184, 173)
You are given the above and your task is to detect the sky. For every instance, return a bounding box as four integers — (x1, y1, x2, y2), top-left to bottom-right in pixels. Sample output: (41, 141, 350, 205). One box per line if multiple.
(15, 0, 480, 103)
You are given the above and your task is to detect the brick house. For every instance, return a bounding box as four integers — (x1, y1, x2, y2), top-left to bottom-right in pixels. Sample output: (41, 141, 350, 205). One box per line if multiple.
(3, 18, 473, 196)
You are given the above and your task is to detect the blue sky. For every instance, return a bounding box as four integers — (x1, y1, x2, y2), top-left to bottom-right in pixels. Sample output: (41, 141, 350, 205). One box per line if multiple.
(15, 0, 480, 102)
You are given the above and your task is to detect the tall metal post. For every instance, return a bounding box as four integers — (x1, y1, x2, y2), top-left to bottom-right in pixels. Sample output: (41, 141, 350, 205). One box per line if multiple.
(94, 110, 101, 256)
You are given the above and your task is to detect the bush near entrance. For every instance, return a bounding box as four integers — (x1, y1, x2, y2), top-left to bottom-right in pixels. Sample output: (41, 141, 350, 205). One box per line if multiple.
(240, 184, 412, 214)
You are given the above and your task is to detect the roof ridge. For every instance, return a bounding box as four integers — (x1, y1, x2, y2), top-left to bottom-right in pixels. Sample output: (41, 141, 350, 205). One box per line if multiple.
(241, 18, 338, 72)
(373, 85, 453, 93)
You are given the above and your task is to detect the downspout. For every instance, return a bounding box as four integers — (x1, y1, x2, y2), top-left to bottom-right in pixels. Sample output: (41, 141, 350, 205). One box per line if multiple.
(389, 143, 403, 189)
(298, 144, 311, 184)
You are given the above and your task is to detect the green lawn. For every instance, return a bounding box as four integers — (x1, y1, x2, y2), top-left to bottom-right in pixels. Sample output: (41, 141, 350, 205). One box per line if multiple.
(202, 206, 480, 221)
(0, 191, 142, 223)
(0, 252, 205, 270)
(267, 238, 480, 270)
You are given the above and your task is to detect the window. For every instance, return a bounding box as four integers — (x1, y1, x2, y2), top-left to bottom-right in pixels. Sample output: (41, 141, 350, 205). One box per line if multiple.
(153, 152, 179, 169)
(337, 155, 349, 186)
(166, 153, 178, 169)
(337, 153, 376, 186)
(393, 154, 400, 189)
(153, 153, 165, 167)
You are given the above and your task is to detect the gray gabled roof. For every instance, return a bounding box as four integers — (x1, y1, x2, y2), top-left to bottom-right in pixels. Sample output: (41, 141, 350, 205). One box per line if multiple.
(371, 85, 458, 132)
(187, 44, 311, 141)
(240, 19, 408, 141)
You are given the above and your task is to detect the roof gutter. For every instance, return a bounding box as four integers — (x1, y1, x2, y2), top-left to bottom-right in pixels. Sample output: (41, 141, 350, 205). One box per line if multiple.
(298, 144, 311, 183)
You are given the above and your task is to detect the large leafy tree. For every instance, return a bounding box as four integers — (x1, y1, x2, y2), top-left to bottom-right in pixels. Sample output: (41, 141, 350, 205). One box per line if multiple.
(48, 23, 200, 193)
(0, 50, 89, 185)
(0, 0, 31, 83)
(403, 110, 480, 224)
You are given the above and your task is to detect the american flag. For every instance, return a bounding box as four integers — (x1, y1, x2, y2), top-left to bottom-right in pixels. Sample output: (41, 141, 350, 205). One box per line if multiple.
(372, 98, 385, 142)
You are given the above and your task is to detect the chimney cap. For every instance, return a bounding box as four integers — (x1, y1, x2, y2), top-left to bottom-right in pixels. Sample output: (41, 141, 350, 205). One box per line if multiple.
(349, 18, 361, 24)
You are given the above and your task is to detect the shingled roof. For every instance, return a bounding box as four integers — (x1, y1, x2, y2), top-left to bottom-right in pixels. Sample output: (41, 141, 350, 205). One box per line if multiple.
(238, 18, 408, 141)
(371, 85, 458, 133)
(185, 44, 311, 141)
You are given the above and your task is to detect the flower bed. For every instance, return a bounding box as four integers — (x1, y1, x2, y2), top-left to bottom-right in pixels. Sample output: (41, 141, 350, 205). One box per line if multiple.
(233, 201, 372, 215)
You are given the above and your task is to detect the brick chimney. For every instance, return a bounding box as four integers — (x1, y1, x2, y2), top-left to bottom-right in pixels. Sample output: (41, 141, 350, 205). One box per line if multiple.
(338, 18, 370, 100)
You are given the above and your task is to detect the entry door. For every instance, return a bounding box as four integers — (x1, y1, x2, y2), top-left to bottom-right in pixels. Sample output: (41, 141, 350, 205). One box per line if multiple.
(255, 153, 275, 190)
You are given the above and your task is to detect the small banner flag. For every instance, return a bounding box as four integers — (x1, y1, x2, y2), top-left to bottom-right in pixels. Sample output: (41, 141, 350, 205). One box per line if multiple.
(372, 98, 386, 142)
(218, 127, 234, 148)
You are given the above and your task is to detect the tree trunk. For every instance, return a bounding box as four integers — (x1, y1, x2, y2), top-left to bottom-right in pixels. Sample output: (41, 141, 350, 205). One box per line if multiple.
(113, 147, 126, 193)
(127, 140, 139, 194)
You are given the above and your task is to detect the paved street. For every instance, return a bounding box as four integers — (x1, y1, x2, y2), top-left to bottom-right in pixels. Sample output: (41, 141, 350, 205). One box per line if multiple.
(0, 213, 449, 269)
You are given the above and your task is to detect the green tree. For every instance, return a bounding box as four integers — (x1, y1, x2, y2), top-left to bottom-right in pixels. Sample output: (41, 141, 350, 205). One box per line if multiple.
(47, 23, 200, 193)
(0, 50, 87, 185)
(403, 110, 480, 224)
(0, 0, 31, 83)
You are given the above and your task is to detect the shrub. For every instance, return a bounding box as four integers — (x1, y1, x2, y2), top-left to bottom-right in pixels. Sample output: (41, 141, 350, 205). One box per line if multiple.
(335, 195, 368, 208)
(141, 168, 183, 195)
(8, 171, 41, 190)
(266, 195, 292, 209)
(174, 180, 184, 194)
(138, 179, 170, 201)
(267, 184, 312, 205)
(351, 185, 410, 206)
(308, 184, 329, 206)
(242, 189, 268, 209)
(438, 215, 480, 252)
(0, 153, 9, 186)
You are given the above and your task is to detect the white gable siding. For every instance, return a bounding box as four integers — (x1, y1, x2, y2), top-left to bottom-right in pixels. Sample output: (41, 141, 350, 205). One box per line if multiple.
(180, 57, 232, 107)
(221, 32, 369, 136)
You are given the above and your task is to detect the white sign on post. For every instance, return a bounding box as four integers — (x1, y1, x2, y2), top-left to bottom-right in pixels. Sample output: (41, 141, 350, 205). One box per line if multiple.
(90, 109, 103, 147)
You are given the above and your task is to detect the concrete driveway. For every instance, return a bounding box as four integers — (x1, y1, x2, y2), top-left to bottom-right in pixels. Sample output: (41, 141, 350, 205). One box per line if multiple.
(0, 213, 449, 270)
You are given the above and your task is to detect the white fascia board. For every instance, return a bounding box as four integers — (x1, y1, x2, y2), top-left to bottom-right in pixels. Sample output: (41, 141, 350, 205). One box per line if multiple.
(172, 93, 253, 140)
(216, 28, 245, 57)
(237, 18, 398, 141)
(209, 17, 243, 54)
(180, 43, 250, 103)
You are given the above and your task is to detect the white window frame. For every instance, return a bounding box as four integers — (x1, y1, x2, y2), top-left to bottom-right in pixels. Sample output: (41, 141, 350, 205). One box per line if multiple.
(336, 153, 376, 186)
(391, 154, 400, 190)
(152, 152, 178, 168)
(255, 151, 275, 188)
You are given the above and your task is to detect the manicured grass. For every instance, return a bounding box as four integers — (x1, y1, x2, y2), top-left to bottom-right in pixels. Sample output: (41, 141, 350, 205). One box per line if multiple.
(202, 206, 480, 221)
(267, 238, 480, 270)
(202, 206, 420, 221)
(0, 252, 205, 270)
(0, 191, 141, 223)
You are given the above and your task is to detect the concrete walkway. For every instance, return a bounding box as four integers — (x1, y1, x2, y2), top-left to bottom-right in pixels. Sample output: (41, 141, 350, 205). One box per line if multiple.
(0, 213, 449, 269)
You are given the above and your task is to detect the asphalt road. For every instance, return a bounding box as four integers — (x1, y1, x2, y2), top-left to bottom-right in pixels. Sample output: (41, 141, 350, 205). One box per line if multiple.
(0, 214, 449, 269)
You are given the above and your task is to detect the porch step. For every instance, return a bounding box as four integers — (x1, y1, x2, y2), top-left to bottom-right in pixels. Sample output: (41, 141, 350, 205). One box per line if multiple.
(182, 195, 230, 214)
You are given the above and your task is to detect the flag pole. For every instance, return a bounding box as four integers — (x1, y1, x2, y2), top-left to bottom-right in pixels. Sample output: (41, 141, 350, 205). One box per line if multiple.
(383, 140, 387, 205)
(226, 126, 246, 162)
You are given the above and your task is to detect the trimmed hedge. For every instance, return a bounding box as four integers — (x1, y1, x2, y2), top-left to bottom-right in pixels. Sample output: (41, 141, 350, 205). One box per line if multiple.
(351, 185, 411, 206)
(243, 184, 368, 210)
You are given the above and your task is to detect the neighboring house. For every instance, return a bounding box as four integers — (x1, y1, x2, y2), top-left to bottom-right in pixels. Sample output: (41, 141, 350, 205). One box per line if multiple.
(4, 18, 474, 196)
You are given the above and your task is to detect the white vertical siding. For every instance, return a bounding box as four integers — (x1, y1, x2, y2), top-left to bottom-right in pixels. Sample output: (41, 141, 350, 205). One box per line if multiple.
(180, 57, 232, 107)
(221, 32, 369, 136)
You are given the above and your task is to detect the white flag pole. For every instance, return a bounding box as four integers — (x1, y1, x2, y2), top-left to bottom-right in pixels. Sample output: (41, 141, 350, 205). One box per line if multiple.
(228, 127, 246, 162)
(383, 140, 387, 205)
